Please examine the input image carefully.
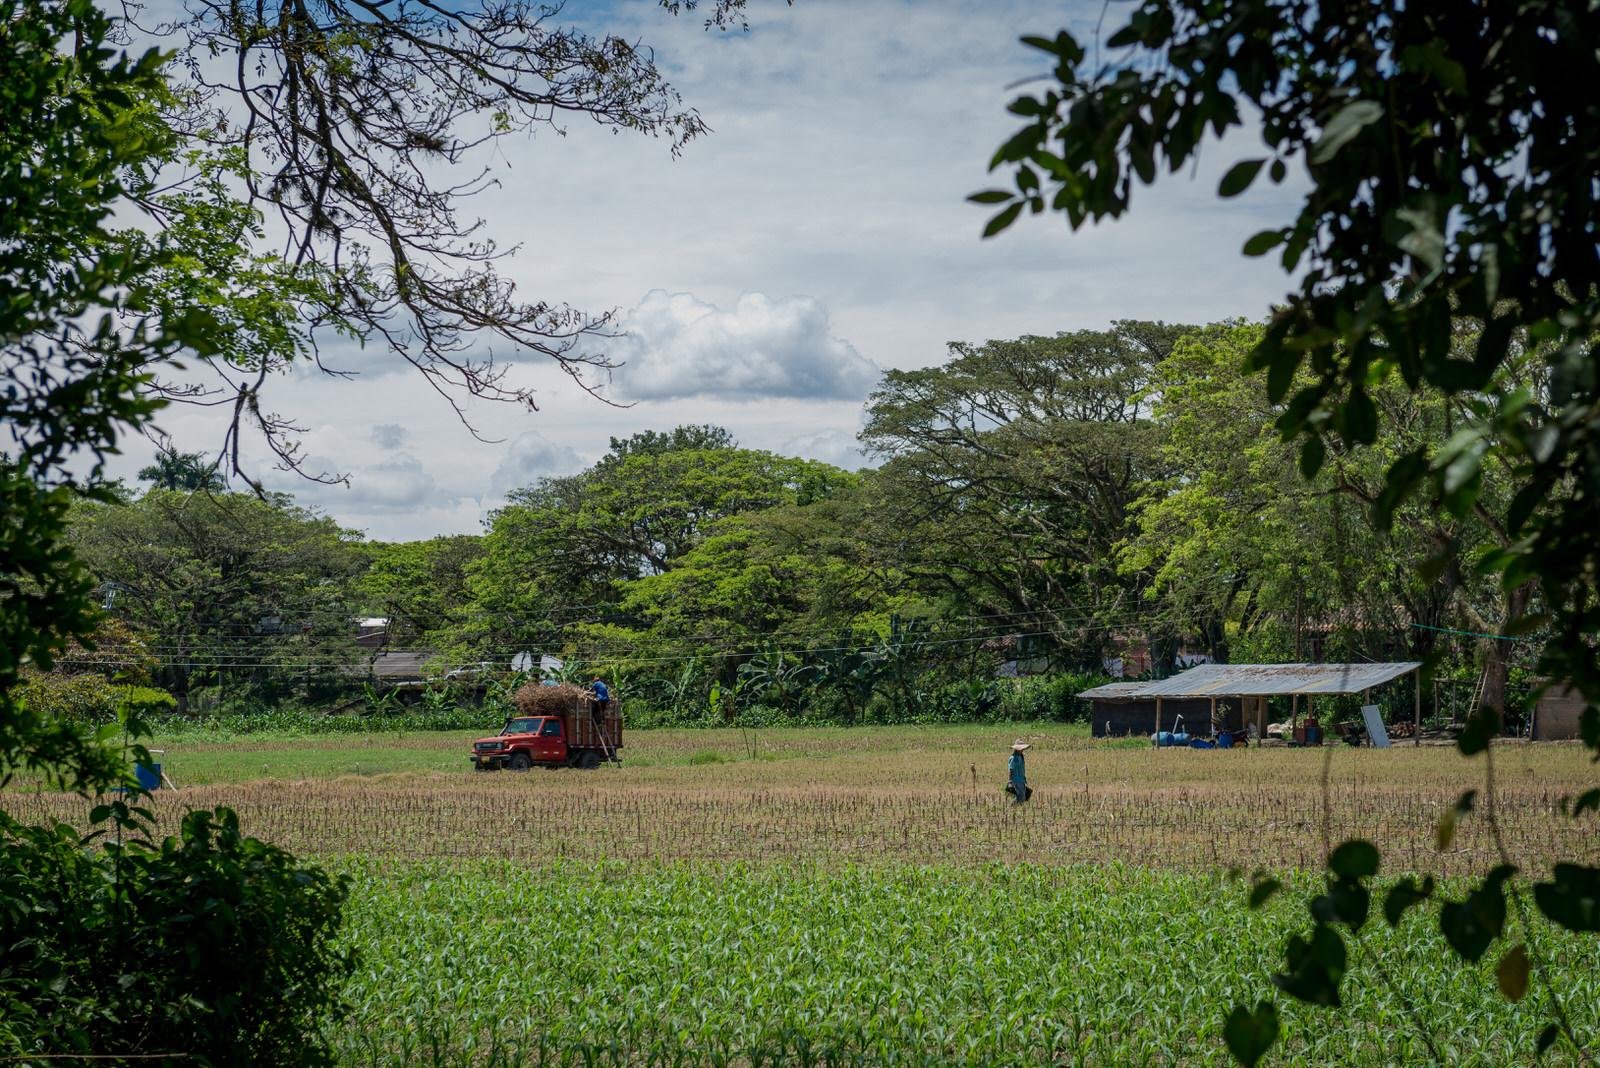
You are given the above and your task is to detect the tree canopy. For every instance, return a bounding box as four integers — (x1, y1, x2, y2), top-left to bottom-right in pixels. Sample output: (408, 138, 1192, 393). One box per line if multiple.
(862, 323, 1190, 665)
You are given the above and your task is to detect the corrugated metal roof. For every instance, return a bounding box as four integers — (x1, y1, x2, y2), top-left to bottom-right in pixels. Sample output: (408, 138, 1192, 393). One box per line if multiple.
(1078, 682, 1151, 700)
(1127, 662, 1421, 698)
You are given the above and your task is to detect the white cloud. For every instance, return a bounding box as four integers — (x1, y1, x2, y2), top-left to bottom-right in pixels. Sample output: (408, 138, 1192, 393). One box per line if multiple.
(609, 290, 879, 401)
(781, 426, 871, 471)
(352, 453, 440, 510)
(491, 431, 585, 494)
(371, 423, 409, 449)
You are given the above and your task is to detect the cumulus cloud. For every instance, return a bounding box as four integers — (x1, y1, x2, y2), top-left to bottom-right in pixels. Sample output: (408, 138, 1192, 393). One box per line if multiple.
(491, 431, 586, 494)
(343, 452, 440, 511)
(371, 423, 409, 449)
(781, 426, 871, 471)
(610, 290, 879, 402)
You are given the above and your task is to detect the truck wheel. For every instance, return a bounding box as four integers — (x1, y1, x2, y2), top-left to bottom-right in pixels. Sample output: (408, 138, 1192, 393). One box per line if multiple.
(577, 751, 602, 771)
(509, 752, 533, 771)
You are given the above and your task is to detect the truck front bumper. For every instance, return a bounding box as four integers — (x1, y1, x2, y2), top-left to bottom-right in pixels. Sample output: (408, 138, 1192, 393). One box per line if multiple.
(470, 753, 510, 769)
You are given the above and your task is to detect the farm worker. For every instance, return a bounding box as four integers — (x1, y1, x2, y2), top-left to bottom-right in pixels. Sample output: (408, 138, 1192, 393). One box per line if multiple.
(1009, 739, 1030, 804)
(589, 676, 610, 727)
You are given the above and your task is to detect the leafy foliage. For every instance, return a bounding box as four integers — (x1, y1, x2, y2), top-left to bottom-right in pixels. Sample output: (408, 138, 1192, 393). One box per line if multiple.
(978, 1, 1600, 1060)
(862, 324, 1190, 665)
(0, 806, 353, 1065)
(0, 0, 197, 793)
(69, 490, 366, 712)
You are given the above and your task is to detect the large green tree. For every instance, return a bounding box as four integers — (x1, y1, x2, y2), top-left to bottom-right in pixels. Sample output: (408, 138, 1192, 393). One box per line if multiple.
(1127, 321, 1533, 682)
(613, 476, 914, 650)
(462, 429, 853, 659)
(70, 491, 365, 712)
(860, 322, 1191, 666)
(352, 536, 486, 649)
(977, 1, 1600, 1060)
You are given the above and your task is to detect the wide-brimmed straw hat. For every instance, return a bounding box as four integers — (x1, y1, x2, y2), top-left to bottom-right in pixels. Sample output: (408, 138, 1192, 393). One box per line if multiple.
(1011, 739, 1031, 751)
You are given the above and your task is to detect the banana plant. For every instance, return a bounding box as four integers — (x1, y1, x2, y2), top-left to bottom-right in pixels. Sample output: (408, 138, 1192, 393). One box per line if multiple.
(737, 646, 819, 717)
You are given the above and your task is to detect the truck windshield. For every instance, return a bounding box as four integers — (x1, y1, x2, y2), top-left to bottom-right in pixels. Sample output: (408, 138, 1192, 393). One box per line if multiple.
(503, 718, 539, 735)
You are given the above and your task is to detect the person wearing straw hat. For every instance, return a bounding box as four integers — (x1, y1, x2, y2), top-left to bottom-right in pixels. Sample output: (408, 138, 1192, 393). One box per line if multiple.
(1008, 739, 1031, 804)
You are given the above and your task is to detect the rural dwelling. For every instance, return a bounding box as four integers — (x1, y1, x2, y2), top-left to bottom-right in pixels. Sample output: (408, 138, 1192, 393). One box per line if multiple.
(353, 616, 390, 649)
(1532, 682, 1586, 740)
(1079, 662, 1424, 740)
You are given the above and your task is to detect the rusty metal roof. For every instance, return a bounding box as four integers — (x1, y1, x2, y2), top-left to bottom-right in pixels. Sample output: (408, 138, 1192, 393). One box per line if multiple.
(1078, 682, 1152, 700)
(1080, 662, 1421, 699)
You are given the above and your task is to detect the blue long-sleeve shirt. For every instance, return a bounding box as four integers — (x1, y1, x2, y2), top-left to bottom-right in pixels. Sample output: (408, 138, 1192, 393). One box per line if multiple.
(1009, 751, 1026, 787)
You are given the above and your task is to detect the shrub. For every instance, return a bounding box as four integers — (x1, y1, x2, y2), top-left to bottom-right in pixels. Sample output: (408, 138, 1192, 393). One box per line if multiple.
(0, 806, 353, 1066)
(13, 668, 118, 722)
(115, 684, 178, 717)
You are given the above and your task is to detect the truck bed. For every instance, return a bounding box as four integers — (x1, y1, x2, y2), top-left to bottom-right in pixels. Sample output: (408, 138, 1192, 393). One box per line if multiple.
(563, 700, 622, 750)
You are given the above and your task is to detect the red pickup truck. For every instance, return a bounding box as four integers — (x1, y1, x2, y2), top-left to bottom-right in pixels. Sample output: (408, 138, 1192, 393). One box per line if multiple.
(469, 701, 622, 771)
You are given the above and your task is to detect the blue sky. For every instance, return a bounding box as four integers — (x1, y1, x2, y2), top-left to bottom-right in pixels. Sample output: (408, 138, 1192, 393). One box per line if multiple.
(120, 0, 1310, 540)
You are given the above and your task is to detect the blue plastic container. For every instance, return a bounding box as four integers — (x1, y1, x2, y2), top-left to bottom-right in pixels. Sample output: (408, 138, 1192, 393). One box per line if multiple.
(134, 750, 164, 790)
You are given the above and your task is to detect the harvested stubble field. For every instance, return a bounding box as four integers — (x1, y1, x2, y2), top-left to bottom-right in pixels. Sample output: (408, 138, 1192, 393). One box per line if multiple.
(7, 726, 1596, 878)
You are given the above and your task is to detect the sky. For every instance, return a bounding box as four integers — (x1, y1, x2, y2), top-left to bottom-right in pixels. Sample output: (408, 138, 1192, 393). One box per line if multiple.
(114, 0, 1309, 541)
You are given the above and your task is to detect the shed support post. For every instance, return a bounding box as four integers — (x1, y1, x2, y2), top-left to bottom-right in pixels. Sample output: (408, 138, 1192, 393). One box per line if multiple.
(1210, 696, 1217, 735)
(1414, 668, 1421, 747)
(1155, 697, 1163, 747)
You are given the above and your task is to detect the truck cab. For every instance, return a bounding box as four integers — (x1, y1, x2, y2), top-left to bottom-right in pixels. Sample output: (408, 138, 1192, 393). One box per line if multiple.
(471, 716, 563, 770)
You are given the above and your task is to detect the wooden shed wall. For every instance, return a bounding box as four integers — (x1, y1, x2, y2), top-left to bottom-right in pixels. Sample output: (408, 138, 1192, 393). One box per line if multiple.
(1533, 684, 1585, 741)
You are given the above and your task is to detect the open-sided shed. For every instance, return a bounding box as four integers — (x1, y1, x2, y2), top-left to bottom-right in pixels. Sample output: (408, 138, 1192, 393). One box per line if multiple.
(1080, 662, 1424, 742)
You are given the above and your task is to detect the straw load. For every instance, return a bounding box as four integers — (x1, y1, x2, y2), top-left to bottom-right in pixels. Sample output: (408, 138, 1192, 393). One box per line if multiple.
(512, 681, 588, 717)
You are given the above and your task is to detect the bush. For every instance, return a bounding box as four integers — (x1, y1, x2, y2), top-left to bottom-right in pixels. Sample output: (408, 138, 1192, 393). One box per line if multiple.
(115, 684, 178, 717)
(0, 806, 353, 1066)
(14, 668, 118, 722)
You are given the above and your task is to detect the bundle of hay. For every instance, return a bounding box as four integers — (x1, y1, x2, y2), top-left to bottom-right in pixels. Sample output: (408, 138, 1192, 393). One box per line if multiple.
(512, 681, 588, 717)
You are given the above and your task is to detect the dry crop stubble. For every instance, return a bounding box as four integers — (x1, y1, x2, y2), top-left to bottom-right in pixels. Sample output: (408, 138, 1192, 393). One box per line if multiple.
(6, 732, 1594, 875)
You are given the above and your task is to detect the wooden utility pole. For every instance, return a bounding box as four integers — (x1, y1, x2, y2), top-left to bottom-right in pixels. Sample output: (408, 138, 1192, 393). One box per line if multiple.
(1295, 580, 1304, 661)
(1414, 669, 1422, 747)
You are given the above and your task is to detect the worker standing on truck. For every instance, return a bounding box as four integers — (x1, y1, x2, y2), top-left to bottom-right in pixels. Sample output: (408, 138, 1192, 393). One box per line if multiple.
(589, 676, 609, 726)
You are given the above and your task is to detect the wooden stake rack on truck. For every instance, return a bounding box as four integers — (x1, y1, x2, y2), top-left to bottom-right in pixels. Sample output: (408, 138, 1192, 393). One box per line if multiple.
(469, 686, 622, 771)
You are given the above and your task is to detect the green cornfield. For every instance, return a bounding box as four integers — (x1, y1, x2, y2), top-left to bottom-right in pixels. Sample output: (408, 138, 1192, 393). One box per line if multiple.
(333, 861, 1598, 1068)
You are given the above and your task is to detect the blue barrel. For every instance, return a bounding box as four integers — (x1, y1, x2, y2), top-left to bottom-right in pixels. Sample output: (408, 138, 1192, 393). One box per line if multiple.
(134, 749, 164, 790)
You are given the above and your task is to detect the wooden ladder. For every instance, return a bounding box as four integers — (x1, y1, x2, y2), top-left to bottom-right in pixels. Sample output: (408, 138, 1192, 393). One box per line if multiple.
(1465, 667, 1491, 723)
(591, 699, 619, 765)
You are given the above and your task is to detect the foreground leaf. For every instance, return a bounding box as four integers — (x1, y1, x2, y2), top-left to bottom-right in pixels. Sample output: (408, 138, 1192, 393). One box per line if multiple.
(1223, 1001, 1279, 1067)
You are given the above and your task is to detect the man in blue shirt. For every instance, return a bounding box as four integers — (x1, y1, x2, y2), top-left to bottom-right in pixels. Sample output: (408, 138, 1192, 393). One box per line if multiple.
(1009, 739, 1030, 803)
